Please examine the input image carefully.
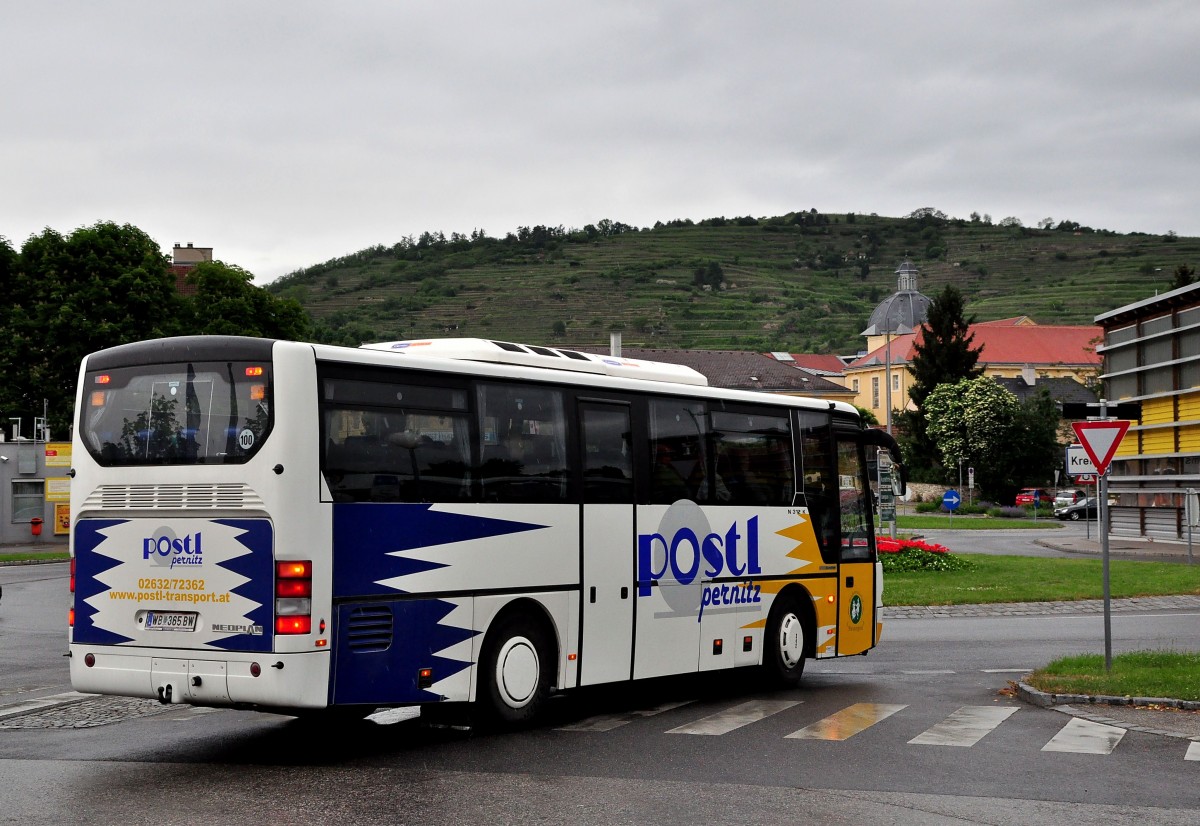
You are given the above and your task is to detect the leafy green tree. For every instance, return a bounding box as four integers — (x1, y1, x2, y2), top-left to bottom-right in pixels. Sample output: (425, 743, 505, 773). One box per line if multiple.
(692, 260, 724, 289)
(925, 378, 1062, 503)
(179, 261, 310, 339)
(895, 284, 983, 481)
(0, 223, 312, 437)
(5, 222, 182, 436)
(1172, 264, 1196, 290)
(924, 377, 1017, 501)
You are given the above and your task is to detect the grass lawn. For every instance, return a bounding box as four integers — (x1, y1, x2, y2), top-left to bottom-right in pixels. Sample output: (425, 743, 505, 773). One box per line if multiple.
(885, 546, 1200, 702)
(884, 553, 1200, 606)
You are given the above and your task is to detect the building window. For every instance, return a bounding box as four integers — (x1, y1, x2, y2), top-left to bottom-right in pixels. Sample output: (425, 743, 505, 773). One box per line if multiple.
(871, 377, 879, 408)
(12, 480, 44, 522)
(852, 379, 859, 393)
(892, 372, 900, 392)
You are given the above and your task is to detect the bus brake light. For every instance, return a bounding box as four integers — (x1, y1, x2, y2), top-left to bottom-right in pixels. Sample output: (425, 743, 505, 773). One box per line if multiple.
(276, 616, 312, 635)
(276, 560, 313, 635)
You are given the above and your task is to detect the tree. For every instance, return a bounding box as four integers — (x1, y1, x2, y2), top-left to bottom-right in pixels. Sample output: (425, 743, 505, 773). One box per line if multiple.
(894, 284, 983, 481)
(924, 378, 1062, 503)
(179, 261, 310, 339)
(906, 284, 982, 408)
(1172, 264, 1196, 290)
(924, 377, 1018, 501)
(4, 222, 183, 436)
(0, 222, 313, 437)
(692, 260, 724, 290)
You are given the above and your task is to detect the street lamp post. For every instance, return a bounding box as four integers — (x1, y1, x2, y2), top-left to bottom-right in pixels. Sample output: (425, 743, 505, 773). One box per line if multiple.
(885, 327, 893, 435)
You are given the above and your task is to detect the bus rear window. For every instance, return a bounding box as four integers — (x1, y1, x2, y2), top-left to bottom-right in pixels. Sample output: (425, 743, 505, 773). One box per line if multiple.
(81, 361, 273, 465)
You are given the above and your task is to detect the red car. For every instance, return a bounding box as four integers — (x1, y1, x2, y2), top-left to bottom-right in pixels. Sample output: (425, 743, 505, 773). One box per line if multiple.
(1015, 487, 1055, 507)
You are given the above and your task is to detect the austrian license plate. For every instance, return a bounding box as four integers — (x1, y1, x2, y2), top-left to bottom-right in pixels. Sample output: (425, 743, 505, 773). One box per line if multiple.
(145, 611, 198, 631)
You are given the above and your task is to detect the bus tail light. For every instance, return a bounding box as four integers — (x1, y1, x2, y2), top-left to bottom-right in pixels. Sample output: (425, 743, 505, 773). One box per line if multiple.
(275, 560, 313, 635)
(69, 557, 76, 628)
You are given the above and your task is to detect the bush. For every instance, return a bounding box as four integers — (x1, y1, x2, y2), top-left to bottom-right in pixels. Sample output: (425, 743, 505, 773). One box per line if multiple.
(878, 538, 973, 573)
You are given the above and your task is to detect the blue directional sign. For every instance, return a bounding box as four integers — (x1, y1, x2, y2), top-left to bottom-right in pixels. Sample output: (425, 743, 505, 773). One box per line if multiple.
(943, 489, 961, 511)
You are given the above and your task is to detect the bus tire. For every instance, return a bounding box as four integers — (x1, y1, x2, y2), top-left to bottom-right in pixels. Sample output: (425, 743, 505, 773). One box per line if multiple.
(762, 592, 808, 687)
(479, 612, 553, 728)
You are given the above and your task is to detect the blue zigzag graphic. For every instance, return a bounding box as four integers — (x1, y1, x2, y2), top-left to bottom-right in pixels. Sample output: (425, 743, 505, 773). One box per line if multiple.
(73, 519, 133, 645)
(332, 502, 547, 597)
(209, 519, 274, 653)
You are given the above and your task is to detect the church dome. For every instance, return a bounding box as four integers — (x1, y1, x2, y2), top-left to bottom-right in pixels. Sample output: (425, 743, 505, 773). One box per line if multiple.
(862, 260, 931, 335)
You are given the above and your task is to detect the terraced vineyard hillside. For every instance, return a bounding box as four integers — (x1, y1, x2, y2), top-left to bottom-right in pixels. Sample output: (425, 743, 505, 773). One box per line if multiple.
(265, 211, 1199, 355)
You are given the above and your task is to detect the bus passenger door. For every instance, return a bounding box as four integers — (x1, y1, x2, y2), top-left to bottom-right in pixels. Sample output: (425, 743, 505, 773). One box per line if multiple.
(835, 431, 876, 655)
(578, 402, 636, 686)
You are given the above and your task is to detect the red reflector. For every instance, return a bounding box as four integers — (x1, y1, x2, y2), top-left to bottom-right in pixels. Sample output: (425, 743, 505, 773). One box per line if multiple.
(84, 653, 95, 667)
(276, 579, 312, 598)
(70, 557, 76, 593)
(250, 662, 261, 677)
(68, 607, 75, 627)
(277, 561, 312, 578)
(276, 616, 312, 635)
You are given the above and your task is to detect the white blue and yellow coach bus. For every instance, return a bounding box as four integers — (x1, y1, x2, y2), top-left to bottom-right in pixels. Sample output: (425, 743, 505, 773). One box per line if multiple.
(67, 335, 905, 726)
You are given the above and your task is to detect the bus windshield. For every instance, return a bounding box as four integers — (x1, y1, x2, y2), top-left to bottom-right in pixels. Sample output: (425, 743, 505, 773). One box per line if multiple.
(79, 360, 273, 466)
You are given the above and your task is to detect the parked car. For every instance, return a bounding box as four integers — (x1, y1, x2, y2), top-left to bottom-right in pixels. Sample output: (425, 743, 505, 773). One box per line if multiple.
(1054, 488, 1087, 508)
(1055, 496, 1099, 521)
(1015, 487, 1055, 507)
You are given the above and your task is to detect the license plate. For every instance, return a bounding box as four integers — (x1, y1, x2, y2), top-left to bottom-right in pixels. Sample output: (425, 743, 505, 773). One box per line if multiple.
(145, 611, 198, 631)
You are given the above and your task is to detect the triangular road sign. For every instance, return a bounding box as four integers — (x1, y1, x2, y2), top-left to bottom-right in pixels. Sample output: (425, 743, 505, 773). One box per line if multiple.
(1071, 420, 1130, 475)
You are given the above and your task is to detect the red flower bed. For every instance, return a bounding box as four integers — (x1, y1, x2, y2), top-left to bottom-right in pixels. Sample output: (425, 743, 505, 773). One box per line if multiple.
(876, 538, 950, 555)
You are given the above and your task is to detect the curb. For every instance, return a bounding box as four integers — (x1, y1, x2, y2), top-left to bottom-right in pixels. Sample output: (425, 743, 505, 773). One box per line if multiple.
(1016, 681, 1200, 741)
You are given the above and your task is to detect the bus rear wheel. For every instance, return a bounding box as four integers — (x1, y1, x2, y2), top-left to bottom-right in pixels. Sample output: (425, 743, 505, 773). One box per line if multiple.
(763, 593, 808, 687)
(479, 613, 553, 728)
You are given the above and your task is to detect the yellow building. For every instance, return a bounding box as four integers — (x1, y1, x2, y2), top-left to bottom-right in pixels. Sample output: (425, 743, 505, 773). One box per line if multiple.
(1097, 281, 1200, 540)
(845, 262, 1101, 427)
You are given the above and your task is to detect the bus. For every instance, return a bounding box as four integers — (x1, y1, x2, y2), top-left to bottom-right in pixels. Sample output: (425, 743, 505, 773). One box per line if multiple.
(67, 335, 906, 726)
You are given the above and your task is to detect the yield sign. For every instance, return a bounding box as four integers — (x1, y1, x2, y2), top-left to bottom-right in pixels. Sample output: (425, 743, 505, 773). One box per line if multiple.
(1071, 420, 1130, 475)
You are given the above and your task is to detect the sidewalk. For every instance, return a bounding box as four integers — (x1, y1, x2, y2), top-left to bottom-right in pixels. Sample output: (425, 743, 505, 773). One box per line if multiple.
(1035, 531, 1200, 563)
(0, 541, 67, 566)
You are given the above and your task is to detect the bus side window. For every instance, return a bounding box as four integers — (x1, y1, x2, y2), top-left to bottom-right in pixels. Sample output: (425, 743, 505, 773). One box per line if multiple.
(581, 403, 633, 504)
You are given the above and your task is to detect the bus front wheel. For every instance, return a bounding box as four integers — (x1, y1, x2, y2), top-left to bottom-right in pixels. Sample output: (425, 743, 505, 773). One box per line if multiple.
(479, 613, 553, 727)
(763, 593, 808, 687)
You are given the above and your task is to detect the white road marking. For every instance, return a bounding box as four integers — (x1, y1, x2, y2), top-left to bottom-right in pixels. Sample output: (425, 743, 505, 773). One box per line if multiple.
(1042, 717, 1126, 754)
(0, 691, 93, 719)
(908, 706, 1019, 746)
(557, 700, 694, 732)
(666, 699, 799, 735)
(786, 702, 907, 741)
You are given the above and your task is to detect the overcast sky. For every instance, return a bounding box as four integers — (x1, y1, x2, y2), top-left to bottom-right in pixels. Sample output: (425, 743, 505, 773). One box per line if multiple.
(5, 1, 1199, 284)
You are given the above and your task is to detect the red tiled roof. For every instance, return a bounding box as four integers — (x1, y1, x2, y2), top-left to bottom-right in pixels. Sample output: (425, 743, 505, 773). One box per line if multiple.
(848, 324, 1101, 368)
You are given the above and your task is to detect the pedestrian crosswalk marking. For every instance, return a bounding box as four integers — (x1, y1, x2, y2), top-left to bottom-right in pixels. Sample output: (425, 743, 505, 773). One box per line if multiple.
(0, 691, 92, 720)
(785, 702, 907, 741)
(557, 700, 694, 732)
(1042, 717, 1126, 754)
(666, 699, 799, 735)
(908, 706, 1019, 746)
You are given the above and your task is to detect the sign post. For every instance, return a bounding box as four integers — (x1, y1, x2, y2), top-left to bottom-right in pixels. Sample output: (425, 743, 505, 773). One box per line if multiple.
(1071, 411, 1131, 672)
(877, 450, 896, 538)
(942, 489, 961, 528)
